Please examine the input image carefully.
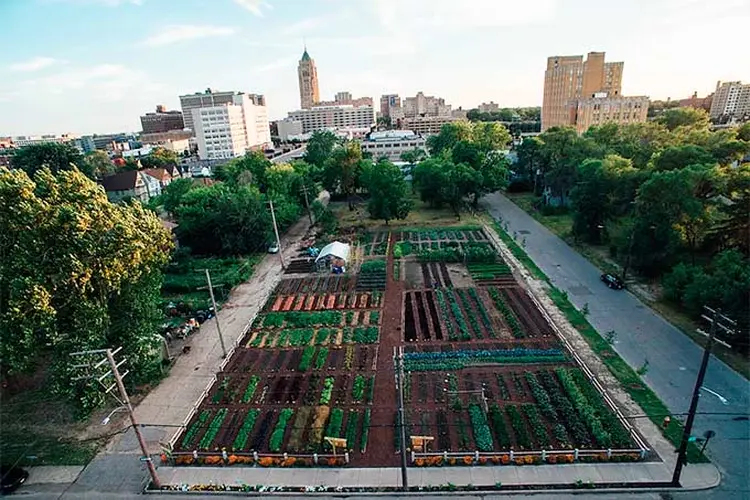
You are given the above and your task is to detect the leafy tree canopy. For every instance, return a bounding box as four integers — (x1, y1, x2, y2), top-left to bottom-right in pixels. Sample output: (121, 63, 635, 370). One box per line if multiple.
(361, 159, 412, 224)
(10, 142, 90, 178)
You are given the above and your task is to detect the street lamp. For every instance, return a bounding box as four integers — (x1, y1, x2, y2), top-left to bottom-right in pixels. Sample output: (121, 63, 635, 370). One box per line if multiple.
(699, 386, 728, 405)
(101, 405, 128, 425)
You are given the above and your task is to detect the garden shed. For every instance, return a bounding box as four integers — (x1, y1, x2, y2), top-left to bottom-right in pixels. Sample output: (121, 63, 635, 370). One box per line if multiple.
(315, 241, 350, 271)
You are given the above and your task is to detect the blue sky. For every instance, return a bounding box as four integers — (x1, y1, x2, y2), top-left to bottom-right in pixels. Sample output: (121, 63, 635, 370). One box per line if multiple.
(1, 0, 748, 135)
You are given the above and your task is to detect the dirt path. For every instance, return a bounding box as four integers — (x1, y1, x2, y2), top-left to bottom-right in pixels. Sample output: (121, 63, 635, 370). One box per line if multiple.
(366, 232, 402, 466)
(109, 194, 329, 454)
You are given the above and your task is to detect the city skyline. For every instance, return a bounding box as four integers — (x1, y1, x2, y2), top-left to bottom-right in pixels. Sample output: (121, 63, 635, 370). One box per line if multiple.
(1, 0, 748, 135)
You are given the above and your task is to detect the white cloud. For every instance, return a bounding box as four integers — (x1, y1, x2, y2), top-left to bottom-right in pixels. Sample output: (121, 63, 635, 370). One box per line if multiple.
(233, 0, 271, 17)
(280, 16, 326, 36)
(254, 56, 298, 73)
(141, 25, 237, 47)
(9, 57, 60, 72)
(19, 64, 162, 102)
(373, 0, 557, 31)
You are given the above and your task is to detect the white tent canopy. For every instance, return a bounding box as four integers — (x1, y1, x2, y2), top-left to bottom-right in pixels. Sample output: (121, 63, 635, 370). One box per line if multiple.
(315, 241, 350, 263)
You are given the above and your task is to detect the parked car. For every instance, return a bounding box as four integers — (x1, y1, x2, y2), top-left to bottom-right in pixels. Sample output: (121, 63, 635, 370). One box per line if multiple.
(601, 273, 624, 290)
(267, 243, 279, 254)
(1, 465, 29, 494)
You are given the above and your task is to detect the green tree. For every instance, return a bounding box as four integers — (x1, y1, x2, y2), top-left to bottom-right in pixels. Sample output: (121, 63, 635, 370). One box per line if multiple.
(570, 155, 639, 243)
(399, 148, 427, 164)
(10, 142, 90, 178)
(426, 121, 473, 156)
(304, 130, 338, 169)
(216, 150, 272, 186)
(656, 107, 710, 131)
(736, 123, 750, 142)
(323, 142, 365, 208)
(538, 127, 600, 205)
(0, 167, 172, 412)
(471, 122, 512, 152)
(515, 136, 544, 193)
(652, 145, 715, 171)
(160, 177, 195, 215)
(83, 150, 115, 179)
(361, 160, 412, 223)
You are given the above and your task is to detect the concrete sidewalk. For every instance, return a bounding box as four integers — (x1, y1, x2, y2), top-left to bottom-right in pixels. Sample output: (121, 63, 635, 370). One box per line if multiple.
(155, 461, 719, 491)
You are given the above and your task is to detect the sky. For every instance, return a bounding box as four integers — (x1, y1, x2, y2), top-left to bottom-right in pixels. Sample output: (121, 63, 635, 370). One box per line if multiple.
(1, 0, 748, 135)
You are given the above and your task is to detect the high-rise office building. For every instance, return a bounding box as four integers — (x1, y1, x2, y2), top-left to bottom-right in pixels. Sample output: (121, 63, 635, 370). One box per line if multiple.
(179, 89, 237, 134)
(298, 47, 320, 109)
(380, 94, 401, 117)
(710, 81, 750, 120)
(191, 93, 271, 160)
(287, 105, 375, 134)
(542, 51, 646, 133)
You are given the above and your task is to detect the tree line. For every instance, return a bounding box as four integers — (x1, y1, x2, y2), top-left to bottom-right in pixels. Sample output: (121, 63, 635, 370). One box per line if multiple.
(513, 108, 750, 350)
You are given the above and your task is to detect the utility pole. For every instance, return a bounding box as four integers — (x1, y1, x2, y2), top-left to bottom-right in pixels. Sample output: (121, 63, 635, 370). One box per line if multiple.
(671, 306, 735, 487)
(301, 185, 313, 226)
(268, 199, 286, 269)
(394, 346, 408, 491)
(70, 347, 161, 489)
(203, 269, 227, 358)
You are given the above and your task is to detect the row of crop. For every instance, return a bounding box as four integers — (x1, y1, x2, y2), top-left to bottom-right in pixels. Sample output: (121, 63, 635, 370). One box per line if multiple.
(467, 288, 496, 338)
(569, 369, 633, 448)
(488, 288, 525, 338)
(417, 243, 496, 264)
(260, 311, 343, 329)
(525, 372, 571, 447)
(403, 348, 566, 372)
(556, 368, 612, 448)
(467, 262, 512, 280)
(443, 290, 472, 340)
(456, 289, 485, 339)
(433, 288, 457, 340)
(269, 293, 381, 312)
(249, 325, 380, 348)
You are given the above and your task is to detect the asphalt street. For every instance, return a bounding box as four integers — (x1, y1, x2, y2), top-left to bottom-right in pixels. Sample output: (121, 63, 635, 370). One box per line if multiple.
(482, 192, 750, 500)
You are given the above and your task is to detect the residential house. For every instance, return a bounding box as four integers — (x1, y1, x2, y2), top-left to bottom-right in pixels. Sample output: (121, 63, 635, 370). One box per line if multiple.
(101, 170, 162, 202)
(143, 168, 172, 189)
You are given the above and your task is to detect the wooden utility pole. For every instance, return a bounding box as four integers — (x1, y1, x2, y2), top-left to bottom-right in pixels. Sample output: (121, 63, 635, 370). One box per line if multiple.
(394, 346, 408, 491)
(301, 185, 313, 225)
(70, 347, 161, 489)
(269, 199, 286, 269)
(204, 269, 227, 358)
(671, 306, 735, 486)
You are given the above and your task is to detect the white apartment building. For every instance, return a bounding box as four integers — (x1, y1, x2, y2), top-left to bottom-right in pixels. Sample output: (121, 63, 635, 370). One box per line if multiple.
(710, 81, 750, 120)
(12, 134, 78, 147)
(402, 92, 452, 117)
(192, 93, 271, 160)
(360, 130, 427, 161)
(287, 105, 375, 134)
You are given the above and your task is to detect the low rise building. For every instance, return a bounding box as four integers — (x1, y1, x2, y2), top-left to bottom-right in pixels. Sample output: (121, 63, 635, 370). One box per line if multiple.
(140, 105, 184, 134)
(403, 115, 464, 135)
(478, 102, 499, 113)
(571, 93, 649, 134)
(403, 92, 452, 117)
(276, 118, 304, 142)
(101, 170, 160, 203)
(359, 130, 427, 161)
(12, 134, 78, 147)
(287, 105, 375, 134)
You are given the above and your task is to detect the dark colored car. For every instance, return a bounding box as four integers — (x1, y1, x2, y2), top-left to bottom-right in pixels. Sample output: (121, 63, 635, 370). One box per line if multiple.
(601, 273, 624, 290)
(1, 465, 29, 494)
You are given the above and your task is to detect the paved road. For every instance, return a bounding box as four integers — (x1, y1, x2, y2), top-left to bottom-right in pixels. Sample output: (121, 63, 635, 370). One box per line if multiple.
(482, 192, 750, 500)
(270, 145, 306, 164)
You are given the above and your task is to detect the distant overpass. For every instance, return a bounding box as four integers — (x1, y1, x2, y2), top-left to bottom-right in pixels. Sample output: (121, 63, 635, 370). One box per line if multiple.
(270, 145, 307, 164)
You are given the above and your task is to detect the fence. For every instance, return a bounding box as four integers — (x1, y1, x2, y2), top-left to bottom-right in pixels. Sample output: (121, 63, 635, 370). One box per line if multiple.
(167, 450, 350, 467)
(411, 447, 646, 465)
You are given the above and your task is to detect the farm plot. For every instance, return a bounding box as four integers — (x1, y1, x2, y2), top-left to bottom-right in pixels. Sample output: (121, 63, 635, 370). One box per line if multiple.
(400, 366, 637, 454)
(265, 291, 382, 312)
(467, 262, 517, 288)
(403, 288, 509, 342)
(283, 259, 315, 275)
(275, 276, 357, 295)
(360, 231, 390, 256)
(487, 287, 555, 339)
(356, 260, 386, 291)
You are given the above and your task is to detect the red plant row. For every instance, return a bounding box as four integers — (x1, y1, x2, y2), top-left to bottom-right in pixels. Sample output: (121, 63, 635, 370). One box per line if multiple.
(270, 293, 380, 312)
